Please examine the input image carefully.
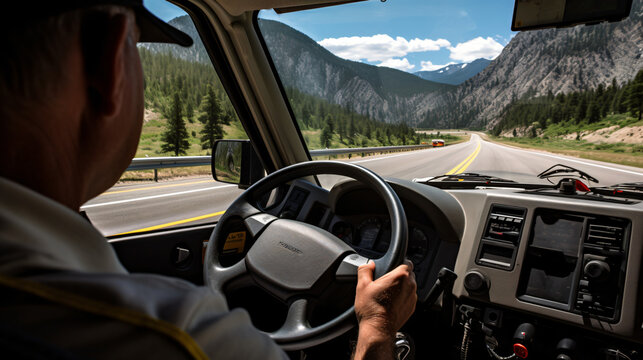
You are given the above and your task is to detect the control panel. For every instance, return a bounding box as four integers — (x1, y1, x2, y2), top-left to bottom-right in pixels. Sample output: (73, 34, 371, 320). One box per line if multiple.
(574, 220, 629, 319)
(475, 204, 527, 270)
(517, 209, 630, 322)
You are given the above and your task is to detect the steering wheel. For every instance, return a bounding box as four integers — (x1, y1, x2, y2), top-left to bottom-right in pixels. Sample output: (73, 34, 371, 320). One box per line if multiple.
(203, 161, 408, 350)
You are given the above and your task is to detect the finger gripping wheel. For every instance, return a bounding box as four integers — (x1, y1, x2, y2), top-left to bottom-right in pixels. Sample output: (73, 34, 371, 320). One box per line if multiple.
(203, 161, 408, 350)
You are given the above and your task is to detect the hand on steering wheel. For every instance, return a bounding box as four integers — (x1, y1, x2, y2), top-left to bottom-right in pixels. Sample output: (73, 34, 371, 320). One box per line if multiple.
(203, 161, 410, 350)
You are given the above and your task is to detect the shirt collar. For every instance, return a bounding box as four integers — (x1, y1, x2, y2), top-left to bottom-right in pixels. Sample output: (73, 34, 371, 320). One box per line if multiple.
(0, 177, 127, 276)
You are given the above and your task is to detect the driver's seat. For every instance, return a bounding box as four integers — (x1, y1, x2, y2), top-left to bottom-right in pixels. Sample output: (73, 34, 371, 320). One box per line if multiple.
(0, 275, 207, 360)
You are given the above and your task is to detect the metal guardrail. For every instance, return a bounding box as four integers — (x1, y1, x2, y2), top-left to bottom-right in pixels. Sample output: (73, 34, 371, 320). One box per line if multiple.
(127, 156, 211, 171)
(127, 144, 433, 179)
(308, 144, 432, 157)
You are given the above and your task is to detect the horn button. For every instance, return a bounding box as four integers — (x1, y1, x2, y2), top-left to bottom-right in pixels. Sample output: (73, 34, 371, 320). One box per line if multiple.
(246, 219, 354, 297)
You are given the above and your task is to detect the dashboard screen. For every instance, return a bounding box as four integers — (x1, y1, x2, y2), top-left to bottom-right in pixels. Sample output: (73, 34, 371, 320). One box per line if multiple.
(531, 214, 583, 256)
(523, 265, 576, 304)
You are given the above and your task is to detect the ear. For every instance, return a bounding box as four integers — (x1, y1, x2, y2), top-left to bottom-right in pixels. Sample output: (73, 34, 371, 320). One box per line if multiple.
(85, 14, 130, 118)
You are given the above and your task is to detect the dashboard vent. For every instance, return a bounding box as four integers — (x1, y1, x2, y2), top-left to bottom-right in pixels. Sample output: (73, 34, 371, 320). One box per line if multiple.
(476, 205, 527, 271)
(586, 223, 624, 248)
(483, 205, 526, 243)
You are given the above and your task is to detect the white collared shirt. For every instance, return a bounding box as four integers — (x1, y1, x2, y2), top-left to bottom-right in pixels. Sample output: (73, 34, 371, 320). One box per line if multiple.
(0, 177, 287, 359)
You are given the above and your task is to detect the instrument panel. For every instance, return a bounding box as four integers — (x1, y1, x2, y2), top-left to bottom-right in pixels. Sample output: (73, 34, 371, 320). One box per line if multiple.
(331, 217, 433, 266)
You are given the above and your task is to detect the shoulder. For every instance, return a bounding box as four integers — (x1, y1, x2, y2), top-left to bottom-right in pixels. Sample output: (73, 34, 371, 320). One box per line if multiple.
(32, 271, 287, 359)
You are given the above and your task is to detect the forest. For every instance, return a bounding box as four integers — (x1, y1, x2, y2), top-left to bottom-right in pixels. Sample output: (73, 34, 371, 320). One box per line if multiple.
(492, 69, 643, 136)
(139, 48, 427, 155)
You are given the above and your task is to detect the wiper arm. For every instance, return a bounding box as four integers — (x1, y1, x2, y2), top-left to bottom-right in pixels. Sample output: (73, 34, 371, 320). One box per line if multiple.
(590, 182, 643, 200)
(537, 164, 599, 184)
(427, 173, 517, 183)
(603, 182, 643, 191)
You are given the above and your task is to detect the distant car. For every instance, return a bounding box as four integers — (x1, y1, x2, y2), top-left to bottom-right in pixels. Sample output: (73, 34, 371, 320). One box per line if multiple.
(432, 139, 445, 147)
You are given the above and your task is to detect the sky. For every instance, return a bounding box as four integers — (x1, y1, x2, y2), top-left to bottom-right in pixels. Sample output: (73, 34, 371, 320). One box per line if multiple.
(145, 0, 517, 73)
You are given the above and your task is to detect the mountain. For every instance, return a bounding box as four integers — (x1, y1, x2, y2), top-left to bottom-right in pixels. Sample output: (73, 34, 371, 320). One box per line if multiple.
(257, 19, 453, 125)
(423, 0, 643, 129)
(143, 0, 643, 131)
(414, 59, 491, 85)
(141, 16, 454, 126)
(138, 16, 209, 63)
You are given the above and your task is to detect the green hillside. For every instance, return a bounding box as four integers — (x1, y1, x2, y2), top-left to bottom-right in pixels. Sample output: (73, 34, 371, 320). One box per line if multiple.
(492, 69, 643, 136)
(137, 48, 433, 158)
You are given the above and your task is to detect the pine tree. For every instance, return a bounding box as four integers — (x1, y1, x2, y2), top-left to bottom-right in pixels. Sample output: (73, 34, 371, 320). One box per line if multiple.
(627, 70, 643, 120)
(186, 102, 194, 123)
(161, 92, 190, 156)
(320, 125, 332, 148)
(199, 85, 225, 150)
(575, 96, 588, 123)
(587, 100, 600, 123)
(325, 114, 334, 133)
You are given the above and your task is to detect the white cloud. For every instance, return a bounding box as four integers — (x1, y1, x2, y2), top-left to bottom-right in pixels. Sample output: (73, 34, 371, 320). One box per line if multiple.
(378, 58, 415, 71)
(448, 37, 504, 62)
(420, 60, 456, 71)
(318, 35, 451, 63)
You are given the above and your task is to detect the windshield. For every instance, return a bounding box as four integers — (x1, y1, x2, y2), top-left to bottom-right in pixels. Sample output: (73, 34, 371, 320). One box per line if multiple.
(256, 0, 643, 186)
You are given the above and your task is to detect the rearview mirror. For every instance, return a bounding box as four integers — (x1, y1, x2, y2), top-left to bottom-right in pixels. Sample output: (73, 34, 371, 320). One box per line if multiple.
(512, 0, 632, 31)
(212, 140, 264, 189)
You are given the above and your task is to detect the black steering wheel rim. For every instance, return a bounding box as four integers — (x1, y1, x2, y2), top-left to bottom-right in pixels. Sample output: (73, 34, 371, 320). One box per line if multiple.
(203, 160, 408, 350)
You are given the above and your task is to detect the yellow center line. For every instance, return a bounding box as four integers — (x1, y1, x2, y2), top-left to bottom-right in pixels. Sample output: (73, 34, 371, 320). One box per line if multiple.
(102, 180, 213, 195)
(454, 142, 482, 174)
(111, 210, 226, 236)
(445, 141, 481, 175)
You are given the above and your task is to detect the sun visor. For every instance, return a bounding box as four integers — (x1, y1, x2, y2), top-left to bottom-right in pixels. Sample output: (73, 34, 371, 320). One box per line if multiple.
(217, 0, 366, 16)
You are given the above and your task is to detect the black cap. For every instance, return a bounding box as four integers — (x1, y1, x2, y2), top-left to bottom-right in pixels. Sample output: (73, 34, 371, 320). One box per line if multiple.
(13, 0, 193, 47)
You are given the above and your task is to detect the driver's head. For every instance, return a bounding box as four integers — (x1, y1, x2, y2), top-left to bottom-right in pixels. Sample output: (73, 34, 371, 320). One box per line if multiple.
(0, 0, 192, 209)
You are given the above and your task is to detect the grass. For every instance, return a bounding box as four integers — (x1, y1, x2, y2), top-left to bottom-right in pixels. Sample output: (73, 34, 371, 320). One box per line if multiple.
(123, 108, 469, 182)
(119, 166, 213, 182)
(542, 114, 642, 138)
(490, 136, 643, 168)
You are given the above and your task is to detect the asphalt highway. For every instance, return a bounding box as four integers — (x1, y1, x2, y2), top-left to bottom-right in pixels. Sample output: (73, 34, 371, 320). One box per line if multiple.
(83, 134, 643, 236)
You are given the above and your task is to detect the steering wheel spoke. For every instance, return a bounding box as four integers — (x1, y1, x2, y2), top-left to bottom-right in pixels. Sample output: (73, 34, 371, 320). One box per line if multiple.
(244, 212, 278, 238)
(271, 298, 311, 341)
(209, 258, 248, 292)
(335, 253, 370, 281)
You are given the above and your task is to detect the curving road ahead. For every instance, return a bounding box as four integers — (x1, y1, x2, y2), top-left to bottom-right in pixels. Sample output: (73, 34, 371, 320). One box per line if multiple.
(83, 134, 643, 236)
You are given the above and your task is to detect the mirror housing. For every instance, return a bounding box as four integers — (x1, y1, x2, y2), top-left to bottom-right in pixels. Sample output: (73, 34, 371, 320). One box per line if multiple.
(212, 140, 264, 189)
(512, 0, 632, 31)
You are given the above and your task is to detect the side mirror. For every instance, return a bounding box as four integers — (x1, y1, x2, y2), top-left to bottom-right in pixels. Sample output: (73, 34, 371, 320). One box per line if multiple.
(212, 140, 264, 189)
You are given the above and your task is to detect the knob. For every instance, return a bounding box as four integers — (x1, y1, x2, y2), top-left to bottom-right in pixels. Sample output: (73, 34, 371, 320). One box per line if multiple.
(464, 270, 489, 295)
(513, 323, 535, 359)
(584, 260, 610, 283)
(556, 338, 576, 360)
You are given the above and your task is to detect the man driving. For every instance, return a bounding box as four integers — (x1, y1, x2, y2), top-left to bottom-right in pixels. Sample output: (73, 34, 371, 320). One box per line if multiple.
(0, 1, 417, 359)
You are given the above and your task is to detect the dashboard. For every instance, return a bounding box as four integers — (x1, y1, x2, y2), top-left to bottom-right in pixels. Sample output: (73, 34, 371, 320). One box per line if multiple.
(220, 175, 642, 355)
(449, 186, 643, 352)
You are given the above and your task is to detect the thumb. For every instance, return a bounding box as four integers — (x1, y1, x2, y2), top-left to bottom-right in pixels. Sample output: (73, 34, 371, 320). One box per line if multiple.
(357, 260, 375, 285)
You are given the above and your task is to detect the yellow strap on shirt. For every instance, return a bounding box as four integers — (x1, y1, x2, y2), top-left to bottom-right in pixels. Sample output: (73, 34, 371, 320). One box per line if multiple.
(0, 274, 208, 360)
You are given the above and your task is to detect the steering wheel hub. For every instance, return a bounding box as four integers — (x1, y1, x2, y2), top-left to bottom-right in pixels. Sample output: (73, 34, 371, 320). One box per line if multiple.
(246, 219, 354, 296)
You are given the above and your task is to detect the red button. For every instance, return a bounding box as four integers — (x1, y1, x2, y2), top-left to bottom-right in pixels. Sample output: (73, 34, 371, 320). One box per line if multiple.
(513, 343, 528, 359)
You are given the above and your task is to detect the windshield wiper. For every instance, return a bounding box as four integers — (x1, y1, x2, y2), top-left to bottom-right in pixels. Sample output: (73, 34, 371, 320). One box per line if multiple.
(412, 173, 544, 190)
(602, 182, 643, 191)
(590, 182, 643, 200)
(427, 173, 517, 183)
(537, 164, 599, 184)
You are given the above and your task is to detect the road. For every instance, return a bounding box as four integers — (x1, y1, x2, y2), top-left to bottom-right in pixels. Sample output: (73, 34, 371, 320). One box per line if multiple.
(83, 134, 643, 236)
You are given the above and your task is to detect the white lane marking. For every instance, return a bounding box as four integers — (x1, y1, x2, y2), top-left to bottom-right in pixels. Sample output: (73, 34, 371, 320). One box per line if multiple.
(350, 141, 473, 164)
(81, 184, 237, 209)
(486, 141, 643, 177)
